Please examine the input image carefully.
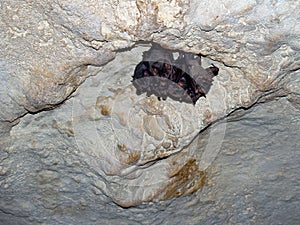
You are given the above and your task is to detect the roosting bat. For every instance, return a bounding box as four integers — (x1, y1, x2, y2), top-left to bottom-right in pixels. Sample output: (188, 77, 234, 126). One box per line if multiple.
(132, 44, 219, 105)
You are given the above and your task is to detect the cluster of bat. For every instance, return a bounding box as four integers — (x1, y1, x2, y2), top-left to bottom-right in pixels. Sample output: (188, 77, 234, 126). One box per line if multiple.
(132, 44, 219, 105)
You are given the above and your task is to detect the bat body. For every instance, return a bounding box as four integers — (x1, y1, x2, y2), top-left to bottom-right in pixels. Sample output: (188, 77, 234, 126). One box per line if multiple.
(132, 44, 219, 105)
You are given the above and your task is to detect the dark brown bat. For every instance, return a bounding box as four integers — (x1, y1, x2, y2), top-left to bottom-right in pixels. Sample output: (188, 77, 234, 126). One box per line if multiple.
(132, 44, 219, 104)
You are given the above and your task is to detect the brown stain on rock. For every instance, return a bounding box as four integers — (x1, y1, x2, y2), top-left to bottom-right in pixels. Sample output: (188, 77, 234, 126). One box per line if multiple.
(100, 105, 111, 116)
(117, 143, 140, 165)
(27, 66, 80, 111)
(125, 151, 140, 165)
(117, 143, 128, 152)
(163, 158, 207, 199)
(96, 96, 112, 116)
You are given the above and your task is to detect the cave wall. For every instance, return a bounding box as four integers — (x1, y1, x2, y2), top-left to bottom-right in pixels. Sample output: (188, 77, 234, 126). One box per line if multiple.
(0, 0, 300, 224)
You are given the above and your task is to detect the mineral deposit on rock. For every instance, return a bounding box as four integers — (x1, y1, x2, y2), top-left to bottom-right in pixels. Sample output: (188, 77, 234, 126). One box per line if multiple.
(0, 0, 299, 224)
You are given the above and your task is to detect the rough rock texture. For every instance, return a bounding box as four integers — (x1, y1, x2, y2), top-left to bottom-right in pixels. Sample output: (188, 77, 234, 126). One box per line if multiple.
(2, 95, 300, 224)
(0, 0, 300, 224)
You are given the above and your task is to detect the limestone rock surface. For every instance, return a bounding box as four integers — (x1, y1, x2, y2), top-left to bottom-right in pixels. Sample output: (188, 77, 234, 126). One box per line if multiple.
(0, 0, 299, 224)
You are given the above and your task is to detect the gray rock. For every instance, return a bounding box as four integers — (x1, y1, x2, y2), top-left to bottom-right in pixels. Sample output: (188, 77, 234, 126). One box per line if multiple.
(1, 96, 299, 224)
(0, 0, 299, 224)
